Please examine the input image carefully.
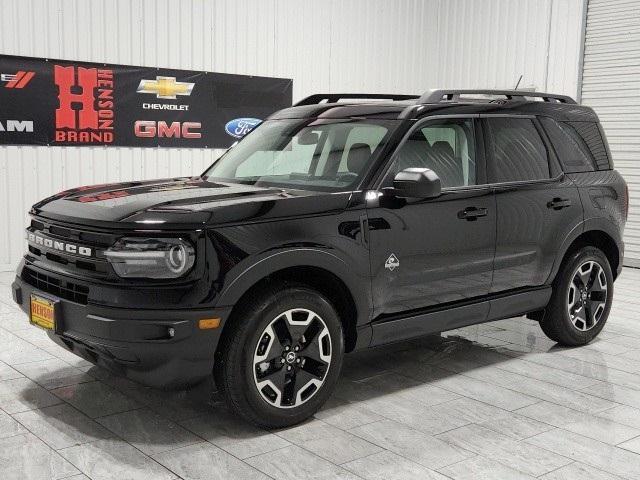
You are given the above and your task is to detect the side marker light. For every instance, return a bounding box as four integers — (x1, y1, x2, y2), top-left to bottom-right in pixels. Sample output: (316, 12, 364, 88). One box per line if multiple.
(199, 318, 221, 330)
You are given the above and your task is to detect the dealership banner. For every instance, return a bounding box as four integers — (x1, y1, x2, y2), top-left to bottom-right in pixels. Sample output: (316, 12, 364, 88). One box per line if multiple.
(0, 54, 292, 148)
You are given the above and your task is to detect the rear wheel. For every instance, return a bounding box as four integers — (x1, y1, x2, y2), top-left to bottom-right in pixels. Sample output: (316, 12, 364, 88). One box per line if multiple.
(539, 246, 613, 346)
(215, 285, 344, 428)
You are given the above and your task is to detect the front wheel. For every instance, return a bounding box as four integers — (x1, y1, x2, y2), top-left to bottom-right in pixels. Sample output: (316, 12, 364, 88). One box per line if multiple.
(539, 246, 613, 346)
(214, 285, 344, 428)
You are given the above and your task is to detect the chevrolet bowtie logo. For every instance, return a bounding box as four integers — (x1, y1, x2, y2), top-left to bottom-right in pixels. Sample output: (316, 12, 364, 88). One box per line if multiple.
(136, 76, 195, 99)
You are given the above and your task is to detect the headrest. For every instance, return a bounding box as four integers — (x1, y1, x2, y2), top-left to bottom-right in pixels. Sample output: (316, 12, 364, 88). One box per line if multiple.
(431, 141, 454, 158)
(346, 143, 372, 173)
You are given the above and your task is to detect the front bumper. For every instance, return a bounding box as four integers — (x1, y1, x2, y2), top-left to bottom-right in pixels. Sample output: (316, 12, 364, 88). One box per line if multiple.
(11, 272, 231, 389)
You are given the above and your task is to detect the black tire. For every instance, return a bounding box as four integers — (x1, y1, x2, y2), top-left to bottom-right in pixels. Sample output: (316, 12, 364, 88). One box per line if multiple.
(539, 246, 613, 346)
(214, 284, 344, 429)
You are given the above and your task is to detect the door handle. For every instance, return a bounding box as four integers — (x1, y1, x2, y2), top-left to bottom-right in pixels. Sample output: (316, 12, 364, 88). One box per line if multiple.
(359, 214, 369, 246)
(458, 207, 488, 221)
(547, 197, 572, 210)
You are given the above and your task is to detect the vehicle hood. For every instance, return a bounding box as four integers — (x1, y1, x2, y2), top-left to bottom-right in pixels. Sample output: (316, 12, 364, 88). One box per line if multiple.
(33, 177, 350, 228)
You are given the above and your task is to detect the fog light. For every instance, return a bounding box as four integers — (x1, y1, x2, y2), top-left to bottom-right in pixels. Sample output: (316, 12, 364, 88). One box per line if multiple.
(168, 327, 175, 338)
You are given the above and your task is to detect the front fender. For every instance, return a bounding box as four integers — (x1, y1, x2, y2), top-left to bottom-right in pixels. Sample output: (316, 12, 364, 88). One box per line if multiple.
(215, 247, 372, 328)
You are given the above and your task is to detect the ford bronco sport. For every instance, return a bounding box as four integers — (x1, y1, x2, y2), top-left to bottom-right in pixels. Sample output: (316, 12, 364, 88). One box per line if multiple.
(11, 89, 627, 427)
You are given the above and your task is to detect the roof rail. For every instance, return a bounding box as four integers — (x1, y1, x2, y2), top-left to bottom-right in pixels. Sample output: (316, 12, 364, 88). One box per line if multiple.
(294, 93, 420, 106)
(418, 89, 577, 105)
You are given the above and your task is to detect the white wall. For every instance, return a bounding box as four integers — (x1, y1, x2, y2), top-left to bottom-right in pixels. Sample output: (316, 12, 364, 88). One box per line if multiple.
(0, 0, 585, 270)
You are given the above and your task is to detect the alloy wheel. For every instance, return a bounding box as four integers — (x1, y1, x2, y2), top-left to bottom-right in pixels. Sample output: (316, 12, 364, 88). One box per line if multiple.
(253, 308, 332, 409)
(567, 260, 608, 331)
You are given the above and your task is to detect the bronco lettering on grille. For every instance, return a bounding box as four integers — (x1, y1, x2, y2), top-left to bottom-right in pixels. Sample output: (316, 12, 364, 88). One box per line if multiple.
(27, 232, 92, 257)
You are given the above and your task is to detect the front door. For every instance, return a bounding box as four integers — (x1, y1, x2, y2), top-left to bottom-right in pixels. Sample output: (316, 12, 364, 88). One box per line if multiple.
(367, 117, 496, 318)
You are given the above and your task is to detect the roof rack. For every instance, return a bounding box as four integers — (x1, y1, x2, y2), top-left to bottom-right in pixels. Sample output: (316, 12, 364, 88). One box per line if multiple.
(418, 89, 577, 105)
(294, 93, 419, 106)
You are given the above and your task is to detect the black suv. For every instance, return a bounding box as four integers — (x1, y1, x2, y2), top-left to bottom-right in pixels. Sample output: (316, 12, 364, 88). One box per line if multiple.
(12, 89, 627, 428)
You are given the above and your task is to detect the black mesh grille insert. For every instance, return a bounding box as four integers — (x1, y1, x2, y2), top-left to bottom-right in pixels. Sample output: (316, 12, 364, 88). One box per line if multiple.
(23, 268, 89, 305)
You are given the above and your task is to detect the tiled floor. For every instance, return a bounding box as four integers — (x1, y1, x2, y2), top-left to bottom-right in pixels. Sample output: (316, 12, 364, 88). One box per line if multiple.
(1, 269, 640, 480)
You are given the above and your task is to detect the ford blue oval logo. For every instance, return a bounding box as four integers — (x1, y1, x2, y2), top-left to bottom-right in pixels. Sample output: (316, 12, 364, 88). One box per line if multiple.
(225, 118, 262, 139)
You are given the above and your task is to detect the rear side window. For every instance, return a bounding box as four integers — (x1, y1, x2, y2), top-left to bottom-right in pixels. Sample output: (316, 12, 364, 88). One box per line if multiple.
(539, 117, 596, 173)
(486, 118, 550, 183)
(566, 121, 611, 170)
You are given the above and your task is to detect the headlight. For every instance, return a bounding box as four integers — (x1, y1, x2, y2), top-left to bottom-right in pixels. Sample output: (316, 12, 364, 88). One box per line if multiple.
(105, 237, 195, 279)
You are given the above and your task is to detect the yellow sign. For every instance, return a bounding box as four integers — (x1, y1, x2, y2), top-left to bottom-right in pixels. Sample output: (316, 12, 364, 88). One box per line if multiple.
(136, 76, 195, 99)
(30, 294, 55, 330)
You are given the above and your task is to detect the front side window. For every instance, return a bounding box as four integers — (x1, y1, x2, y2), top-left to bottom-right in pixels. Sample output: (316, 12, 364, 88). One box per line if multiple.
(486, 117, 550, 183)
(204, 119, 395, 191)
(385, 118, 476, 188)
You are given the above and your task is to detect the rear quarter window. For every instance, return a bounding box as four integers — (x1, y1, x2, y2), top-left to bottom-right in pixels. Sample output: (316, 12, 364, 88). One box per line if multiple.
(566, 121, 612, 170)
(539, 117, 596, 173)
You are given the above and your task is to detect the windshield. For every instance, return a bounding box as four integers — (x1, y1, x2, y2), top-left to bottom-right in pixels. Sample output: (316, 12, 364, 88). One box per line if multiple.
(203, 119, 396, 191)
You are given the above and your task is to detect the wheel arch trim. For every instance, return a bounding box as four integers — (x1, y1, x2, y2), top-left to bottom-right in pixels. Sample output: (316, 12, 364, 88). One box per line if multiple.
(549, 219, 623, 282)
(215, 247, 371, 329)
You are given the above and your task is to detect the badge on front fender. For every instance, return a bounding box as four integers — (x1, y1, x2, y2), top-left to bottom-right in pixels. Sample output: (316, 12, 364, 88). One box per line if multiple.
(385, 253, 400, 271)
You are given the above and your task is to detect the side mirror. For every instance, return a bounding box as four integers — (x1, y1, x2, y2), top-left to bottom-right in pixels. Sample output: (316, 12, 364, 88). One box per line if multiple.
(393, 168, 441, 199)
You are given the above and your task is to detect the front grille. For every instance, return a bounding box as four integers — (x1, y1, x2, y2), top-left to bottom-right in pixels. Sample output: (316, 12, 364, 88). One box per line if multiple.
(28, 245, 101, 273)
(23, 267, 89, 305)
(26, 218, 117, 277)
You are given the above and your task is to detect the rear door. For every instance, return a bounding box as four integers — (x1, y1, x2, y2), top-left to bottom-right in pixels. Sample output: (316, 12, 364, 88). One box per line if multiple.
(484, 115, 582, 292)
